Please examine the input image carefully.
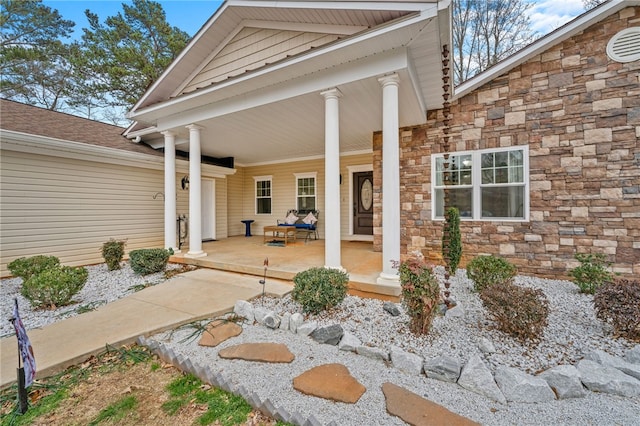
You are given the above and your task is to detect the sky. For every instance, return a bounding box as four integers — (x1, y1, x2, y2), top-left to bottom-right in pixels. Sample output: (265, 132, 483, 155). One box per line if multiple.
(43, 0, 224, 37)
(43, 0, 588, 39)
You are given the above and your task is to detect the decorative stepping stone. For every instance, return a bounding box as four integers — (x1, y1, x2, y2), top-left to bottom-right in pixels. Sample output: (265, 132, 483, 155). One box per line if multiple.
(198, 319, 243, 347)
(293, 363, 366, 403)
(218, 342, 294, 363)
(382, 382, 480, 426)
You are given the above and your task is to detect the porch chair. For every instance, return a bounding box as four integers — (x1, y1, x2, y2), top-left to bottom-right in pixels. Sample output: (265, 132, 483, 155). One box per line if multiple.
(277, 209, 320, 242)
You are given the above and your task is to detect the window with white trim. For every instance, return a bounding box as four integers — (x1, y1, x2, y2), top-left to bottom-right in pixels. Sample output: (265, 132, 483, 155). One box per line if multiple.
(432, 146, 528, 220)
(254, 176, 272, 214)
(294, 172, 317, 213)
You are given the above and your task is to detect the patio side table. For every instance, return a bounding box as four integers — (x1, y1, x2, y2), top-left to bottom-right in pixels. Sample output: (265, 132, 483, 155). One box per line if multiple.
(241, 219, 254, 237)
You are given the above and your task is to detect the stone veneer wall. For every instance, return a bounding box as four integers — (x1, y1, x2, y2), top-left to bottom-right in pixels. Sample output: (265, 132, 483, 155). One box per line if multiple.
(373, 7, 640, 279)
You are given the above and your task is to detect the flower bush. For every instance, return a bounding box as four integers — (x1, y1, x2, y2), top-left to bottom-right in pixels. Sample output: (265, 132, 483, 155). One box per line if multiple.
(594, 279, 640, 342)
(398, 256, 440, 335)
(466, 255, 516, 292)
(21, 265, 88, 309)
(101, 238, 126, 271)
(129, 248, 172, 275)
(292, 267, 349, 314)
(570, 253, 613, 294)
(8, 255, 60, 281)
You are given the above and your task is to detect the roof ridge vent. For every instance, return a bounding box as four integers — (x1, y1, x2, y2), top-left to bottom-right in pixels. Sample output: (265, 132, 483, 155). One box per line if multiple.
(606, 27, 640, 63)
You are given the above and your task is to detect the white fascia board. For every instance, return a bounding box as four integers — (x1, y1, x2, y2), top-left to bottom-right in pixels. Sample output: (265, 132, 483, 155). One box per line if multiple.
(176, 159, 237, 178)
(227, 1, 436, 12)
(1, 130, 164, 170)
(124, 125, 159, 139)
(156, 48, 409, 131)
(454, 0, 635, 99)
(131, 10, 433, 123)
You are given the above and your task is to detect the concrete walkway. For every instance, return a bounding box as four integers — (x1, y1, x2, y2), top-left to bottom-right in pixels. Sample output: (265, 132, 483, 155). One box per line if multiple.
(0, 269, 292, 389)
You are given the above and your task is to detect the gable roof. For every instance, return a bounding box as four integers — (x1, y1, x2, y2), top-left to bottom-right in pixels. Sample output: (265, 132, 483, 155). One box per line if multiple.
(454, 0, 640, 99)
(0, 99, 161, 157)
(124, 1, 451, 165)
(131, 0, 443, 114)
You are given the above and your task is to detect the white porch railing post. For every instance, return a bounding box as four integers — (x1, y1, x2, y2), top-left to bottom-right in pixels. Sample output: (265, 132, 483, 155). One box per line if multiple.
(185, 124, 206, 258)
(377, 74, 401, 287)
(161, 131, 178, 253)
(321, 88, 343, 271)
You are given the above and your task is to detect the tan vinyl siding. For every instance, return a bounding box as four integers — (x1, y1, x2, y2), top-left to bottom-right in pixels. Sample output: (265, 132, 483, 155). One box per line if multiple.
(237, 153, 372, 239)
(215, 178, 228, 239)
(227, 168, 245, 236)
(175, 175, 189, 250)
(174, 174, 229, 246)
(0, 150, 165, 276)
(182, 27, 340, 94)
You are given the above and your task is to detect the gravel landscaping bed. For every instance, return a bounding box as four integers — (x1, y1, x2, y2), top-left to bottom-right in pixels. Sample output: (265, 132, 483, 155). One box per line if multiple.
(0, 263, 182, 337)
(2, 264, 639, 425)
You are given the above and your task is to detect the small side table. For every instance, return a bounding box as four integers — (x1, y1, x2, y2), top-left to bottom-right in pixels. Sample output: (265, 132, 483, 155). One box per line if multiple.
(241, 219, 254, 237)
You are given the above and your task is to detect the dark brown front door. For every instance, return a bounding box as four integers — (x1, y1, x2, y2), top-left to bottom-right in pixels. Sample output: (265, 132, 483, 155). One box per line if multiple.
(353, 171, 373, 235)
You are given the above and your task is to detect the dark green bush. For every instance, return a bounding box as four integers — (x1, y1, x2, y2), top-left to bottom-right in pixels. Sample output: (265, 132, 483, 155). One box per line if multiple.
(570, 253, 613, 294)
(129, 248, 171, 275)
(8, 255, 60, 281)
(442, 207, 462, 274)
(480, 282, 549, 343)
(292, 267, 349, 314)
(467, 255, 516, 292)
(101, 238, 126, 270)
(594, 279, 640, 342)
(399, 257, 440, 335)
(21, 266, 88, 309)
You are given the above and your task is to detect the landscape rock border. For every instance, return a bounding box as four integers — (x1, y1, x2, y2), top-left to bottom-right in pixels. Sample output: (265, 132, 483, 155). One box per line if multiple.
(231, 300, 640, 403)
(139, 298, 640, 425)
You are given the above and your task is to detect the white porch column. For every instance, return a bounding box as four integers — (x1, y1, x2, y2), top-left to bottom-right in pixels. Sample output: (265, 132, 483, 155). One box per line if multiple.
(185, 124, 206, 258)
(321, 88, 343, 270)
(377, 74, 401, 286)
(161, 131, 178, 253)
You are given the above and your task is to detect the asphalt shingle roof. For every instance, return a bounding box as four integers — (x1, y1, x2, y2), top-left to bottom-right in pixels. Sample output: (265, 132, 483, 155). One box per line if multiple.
(0, 99, 161, 157)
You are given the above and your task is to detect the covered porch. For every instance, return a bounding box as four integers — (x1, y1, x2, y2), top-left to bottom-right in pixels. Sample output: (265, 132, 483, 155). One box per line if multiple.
(170, 237, 398, 299)
(125, 1, 452, 299)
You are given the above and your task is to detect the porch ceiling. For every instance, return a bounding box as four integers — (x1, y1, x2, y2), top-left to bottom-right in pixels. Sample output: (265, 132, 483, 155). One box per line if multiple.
(145, 69, 421, 165)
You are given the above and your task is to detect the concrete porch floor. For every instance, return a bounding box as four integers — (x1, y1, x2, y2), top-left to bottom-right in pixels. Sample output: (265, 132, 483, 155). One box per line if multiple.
(171, 236, 400, 299)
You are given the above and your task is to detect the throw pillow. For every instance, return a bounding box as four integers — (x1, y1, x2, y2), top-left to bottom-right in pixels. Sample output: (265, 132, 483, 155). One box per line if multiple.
(302, 212, 317, 225)
(285, 212, 298, 225)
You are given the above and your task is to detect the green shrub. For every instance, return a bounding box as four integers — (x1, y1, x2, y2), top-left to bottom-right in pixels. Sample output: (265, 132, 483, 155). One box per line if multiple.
(8, 255, 60, 281)
(594, 279, 640, 342)
(480, 282, 549, 343)
(466, 255, 516, 292)
(129, 248, 171, 275)
(102, 239, 126, 270)
(399, 257, 440, 335)
(21, 266, 88, 309)
(570, 253, 613, 294)
(442, 207, 462, 274)
(292, 267, 349, 314)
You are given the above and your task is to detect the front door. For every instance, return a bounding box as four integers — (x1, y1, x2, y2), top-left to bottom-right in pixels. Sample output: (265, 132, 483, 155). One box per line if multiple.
(353, 171, 373, 235)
